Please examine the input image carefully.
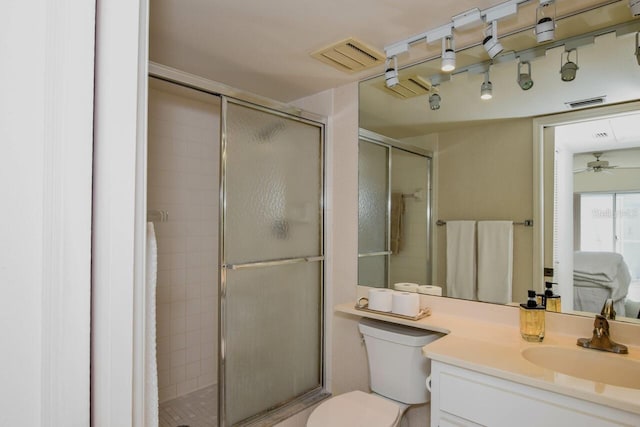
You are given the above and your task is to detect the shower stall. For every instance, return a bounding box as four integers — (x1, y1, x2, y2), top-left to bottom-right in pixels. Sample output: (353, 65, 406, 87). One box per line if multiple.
(147, 69, 325, 426)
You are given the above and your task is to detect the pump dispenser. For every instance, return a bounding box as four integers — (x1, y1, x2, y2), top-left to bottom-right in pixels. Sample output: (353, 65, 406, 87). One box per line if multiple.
(520, 290, 545, 342)
(544, 282, 561, 312)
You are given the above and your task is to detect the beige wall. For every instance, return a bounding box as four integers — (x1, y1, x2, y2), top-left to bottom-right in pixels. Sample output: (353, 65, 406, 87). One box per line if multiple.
(292, 82, 430, 425)
(433, 118, 534, 301)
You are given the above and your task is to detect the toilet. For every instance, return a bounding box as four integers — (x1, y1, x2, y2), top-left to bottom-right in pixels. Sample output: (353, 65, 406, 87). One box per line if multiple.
(307, 318, 442, 427)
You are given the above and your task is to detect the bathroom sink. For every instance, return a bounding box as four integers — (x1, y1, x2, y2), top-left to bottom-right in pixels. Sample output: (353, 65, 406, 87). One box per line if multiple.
(522, 346, 640, 389)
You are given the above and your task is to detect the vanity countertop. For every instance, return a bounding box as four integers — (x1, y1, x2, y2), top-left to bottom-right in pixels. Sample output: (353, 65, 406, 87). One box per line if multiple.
(335, 302, 640, 415)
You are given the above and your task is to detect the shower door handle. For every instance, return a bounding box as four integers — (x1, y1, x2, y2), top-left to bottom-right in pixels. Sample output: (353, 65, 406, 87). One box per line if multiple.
(224, 255, 324, 270)
(358, 251, 392, 258)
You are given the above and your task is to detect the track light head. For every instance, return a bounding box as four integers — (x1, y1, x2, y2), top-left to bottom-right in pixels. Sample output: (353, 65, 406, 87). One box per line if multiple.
(517, 61, 534, 90)
(480, 71, 493, 100)
(441, 36, 456, 72)
(560, 49, 579, 82)
(631, 0, 640, 17)
(385, 56, 399, 88)
(535, 1, 556, 43)
(429, 92, 441, 110)
(483, 21, 504, 59)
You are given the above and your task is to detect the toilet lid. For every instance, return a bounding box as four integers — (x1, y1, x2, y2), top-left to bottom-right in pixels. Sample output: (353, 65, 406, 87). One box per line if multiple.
(307, 391, 401, 427)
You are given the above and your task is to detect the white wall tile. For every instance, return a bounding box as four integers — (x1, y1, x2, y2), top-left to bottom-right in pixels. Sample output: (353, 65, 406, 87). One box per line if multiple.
(149, 81, 220, 401)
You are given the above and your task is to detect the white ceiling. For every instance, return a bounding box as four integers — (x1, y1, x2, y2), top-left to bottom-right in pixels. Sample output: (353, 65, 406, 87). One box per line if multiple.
(149, 0, 640, 138)
(555, 113, 640, 170)
(149, 0, 538, 102)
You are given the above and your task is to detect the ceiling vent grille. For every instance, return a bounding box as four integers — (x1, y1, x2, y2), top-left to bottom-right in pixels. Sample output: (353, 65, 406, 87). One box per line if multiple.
(374, 75, 434, 99)
(565, 96, 606, 109)
(311, 38, 385, 73)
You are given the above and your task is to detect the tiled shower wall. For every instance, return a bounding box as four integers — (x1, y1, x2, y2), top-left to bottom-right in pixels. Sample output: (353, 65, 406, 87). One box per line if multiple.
(148, 79, 220, 402)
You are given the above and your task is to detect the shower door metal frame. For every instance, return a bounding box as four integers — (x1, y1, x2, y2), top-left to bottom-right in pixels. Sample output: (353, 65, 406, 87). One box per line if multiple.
(358, 128, 433, 287)
(147, 63, 326, 427)
(219, 96, 325, 426)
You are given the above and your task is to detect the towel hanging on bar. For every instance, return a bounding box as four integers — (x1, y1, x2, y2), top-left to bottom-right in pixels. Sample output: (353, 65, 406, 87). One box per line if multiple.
(390, 193, 405, 254)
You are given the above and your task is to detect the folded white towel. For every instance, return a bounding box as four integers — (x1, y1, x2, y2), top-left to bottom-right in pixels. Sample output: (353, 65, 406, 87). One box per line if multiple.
(446, 221, 476, 300)
(477, 221, 513, 304)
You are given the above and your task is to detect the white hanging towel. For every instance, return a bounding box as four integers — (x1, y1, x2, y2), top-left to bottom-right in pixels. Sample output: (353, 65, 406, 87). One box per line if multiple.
(145, 222, 159, 427)
(446, 221, 477, 300)
(477, 221, 513, 304)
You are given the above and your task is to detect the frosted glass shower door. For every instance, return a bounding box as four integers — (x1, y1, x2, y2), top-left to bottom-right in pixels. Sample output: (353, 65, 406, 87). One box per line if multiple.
(358, 140, 389, 287)
(221, 99, 323, 426)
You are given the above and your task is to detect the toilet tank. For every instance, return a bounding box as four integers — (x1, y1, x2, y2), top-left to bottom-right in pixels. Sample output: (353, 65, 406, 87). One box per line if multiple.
(358, 318, 443, 404)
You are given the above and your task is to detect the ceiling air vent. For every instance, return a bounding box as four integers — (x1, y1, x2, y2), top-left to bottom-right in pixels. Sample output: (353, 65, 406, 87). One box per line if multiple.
(565, 96, 606, 109)
(373, 74, 434, 99)
(311, 38, 385, 73)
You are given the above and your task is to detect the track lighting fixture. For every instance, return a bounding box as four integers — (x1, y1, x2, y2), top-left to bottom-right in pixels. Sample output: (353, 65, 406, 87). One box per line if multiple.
(480, 71, 493, 100)
(517, 61, 534, 90)
(429, 92, 441, 110)
(483, 20, 504, 59)
(385, 56, 399, 88)
(560, 49, 579, 82)
(535, 1, 556, 43)
(631, 0, 640, 17)
(441, 36, 456, 72)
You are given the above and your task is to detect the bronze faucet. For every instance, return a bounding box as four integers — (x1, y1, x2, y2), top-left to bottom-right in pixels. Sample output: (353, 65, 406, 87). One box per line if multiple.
(600, 298, 616, 320)
(577, 313, 628, 354)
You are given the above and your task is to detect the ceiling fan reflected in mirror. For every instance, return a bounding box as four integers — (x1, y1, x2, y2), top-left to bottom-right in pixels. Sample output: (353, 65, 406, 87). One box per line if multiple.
(574, 152, 617, 174)
(573, 152, 640, 174)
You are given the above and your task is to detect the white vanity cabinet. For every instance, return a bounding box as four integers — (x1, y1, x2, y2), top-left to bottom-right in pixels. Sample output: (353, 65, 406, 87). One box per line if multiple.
(429, 361, 640, 427)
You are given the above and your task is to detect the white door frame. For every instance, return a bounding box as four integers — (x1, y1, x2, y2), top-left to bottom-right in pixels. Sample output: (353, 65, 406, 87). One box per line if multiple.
(92, 0, 149, 425)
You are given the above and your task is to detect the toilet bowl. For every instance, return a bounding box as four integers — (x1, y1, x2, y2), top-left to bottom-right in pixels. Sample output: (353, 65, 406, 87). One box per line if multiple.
(307, 318, 442, 427)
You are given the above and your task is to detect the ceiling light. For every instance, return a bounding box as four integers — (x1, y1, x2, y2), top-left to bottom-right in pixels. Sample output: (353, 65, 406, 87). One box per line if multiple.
(535, 1, 556, 43)
(483, 20, 504, 59)
(517, 61, 534, 90)
(429, 92, 441, 110)
(441, 36, 456, 72)
(385, 56, 399, 88)
(480, 71, 493, 100)
(631, 0, 640, 17)
(560, 49, 579, 82)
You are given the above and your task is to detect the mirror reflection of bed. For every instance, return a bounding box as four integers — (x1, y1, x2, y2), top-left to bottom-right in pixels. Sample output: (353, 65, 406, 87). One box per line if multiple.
(573, 251, 637, 318)
(551, 117, 640, 320)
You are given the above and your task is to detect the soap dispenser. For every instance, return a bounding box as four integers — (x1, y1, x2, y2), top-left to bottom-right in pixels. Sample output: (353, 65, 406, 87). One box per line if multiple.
(544, 282, 561, 313)
(520, 290, 545, 342)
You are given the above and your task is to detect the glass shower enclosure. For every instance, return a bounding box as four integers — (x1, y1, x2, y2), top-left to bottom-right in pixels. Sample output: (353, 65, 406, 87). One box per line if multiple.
(357, 129, 432, 289)
(220, 99, 324, 425)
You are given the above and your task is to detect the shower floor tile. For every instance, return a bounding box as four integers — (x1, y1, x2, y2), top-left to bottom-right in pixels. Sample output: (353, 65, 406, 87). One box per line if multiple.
(159, 385, 217, 427)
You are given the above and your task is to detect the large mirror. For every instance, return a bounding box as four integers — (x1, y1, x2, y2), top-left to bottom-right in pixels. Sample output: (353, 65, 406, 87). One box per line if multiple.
(358, 0, 640, 321)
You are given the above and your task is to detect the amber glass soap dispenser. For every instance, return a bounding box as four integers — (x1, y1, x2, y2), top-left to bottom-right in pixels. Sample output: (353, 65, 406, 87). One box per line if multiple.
(544, 282, 561, 312)
(520, 290, 545, 342)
